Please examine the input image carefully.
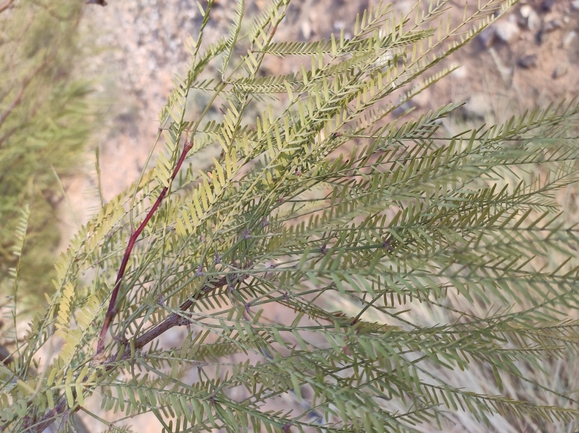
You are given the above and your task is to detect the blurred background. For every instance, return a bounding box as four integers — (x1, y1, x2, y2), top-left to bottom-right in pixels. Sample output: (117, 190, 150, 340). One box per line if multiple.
(60, 0, 579, 267)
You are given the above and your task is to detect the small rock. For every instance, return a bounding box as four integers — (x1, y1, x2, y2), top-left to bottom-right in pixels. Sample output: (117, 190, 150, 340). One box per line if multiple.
(517, 54, 538, 68)
(540, 0, 555, 12)
(520, 4, 532, 18)
(552, 63, 568, 79)
(495, 20, 519, 43)
(519, 5, 541, 32)
(562, 31, 577, 49)
(477, 26, 496, 48)
(572, 1, 579, 11)
(301, 20, 312, 39)
(542, 18, 561, 33)
(529, 15, 541, 33)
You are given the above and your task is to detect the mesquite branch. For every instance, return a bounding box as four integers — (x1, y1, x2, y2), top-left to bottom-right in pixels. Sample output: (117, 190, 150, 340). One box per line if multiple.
(23, 272, 248, 433)
(20, 137, 252, 432)
(96, 138, 193, 354)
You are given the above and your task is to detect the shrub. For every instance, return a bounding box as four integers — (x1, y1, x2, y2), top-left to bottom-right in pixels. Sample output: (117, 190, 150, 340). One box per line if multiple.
(0, 0, 93, 303)
(3, 0, 579, 432)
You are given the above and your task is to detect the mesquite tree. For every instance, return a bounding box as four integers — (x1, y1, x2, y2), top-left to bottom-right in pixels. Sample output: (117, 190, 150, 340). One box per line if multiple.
(3, 0, 579, 432)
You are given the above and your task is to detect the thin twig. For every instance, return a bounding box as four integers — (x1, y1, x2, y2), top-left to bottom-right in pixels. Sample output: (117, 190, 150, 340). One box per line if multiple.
(134, 275, 233, 349)
(96, 138, 194, 354)
(18, 135, 202, 432)
(0, 86, 25, 128)
(0, 60, 48, 129)
(22, 270, 248, 433)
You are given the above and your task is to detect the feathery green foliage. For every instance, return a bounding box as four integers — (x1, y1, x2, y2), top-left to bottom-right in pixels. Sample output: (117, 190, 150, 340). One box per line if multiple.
(0, 0, 93, 303)
(3, 0, 579, 432)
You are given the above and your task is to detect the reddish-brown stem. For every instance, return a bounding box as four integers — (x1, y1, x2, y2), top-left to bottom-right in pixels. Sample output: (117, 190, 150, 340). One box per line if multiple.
(96, 139, 194, 354)
(20, 268, 250, 433)
(134, 275, 229, 349)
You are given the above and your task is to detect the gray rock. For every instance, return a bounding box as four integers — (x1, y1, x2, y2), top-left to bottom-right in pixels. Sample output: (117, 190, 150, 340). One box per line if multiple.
(542, 19, 562, 33)
(520, 4, 532, 18)
(562, 31, 576, 49)
(477, 26, 496, 48)
(540, 0, 555, 12)
(520, 5, 541, 32)
(517, 54, 538, 68)
(552, 63, 568, 79)
(495, 20, 519, 43)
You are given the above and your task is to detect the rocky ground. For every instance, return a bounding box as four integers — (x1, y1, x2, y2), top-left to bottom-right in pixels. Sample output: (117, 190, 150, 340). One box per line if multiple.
(59, 0, 579, 431)
(61, 0, 579, 244)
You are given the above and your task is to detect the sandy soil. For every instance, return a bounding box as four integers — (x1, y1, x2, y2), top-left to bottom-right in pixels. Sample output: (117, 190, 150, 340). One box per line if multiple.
(61, 0, 579, 241)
